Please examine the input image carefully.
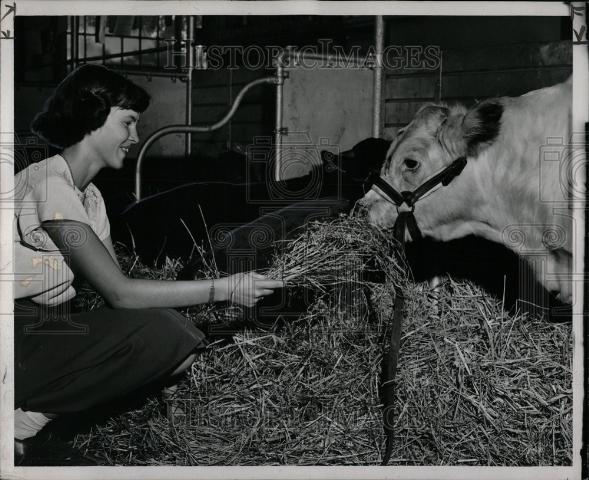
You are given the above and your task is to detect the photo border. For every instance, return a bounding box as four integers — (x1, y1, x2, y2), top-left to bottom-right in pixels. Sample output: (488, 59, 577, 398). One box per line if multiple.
(1, 2, 585, 479)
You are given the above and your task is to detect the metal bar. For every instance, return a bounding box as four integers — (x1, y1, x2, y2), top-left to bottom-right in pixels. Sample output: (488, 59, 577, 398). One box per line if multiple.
(373, 15, 384, 137)
(83, 16, 87, 61)
(135, 76, 277, 200)
(95, 32, 164, 40)
(81, 45, 169, 64)
(227, 70, 232, 146)
(274, 52, 286, 181)
(72, 17, 79, 69)
(279, 51, 374, 69)
(185, 15, 194, 157)
(138, 16, 143, 69)
(156, 17, 160, 69)
(109, 67, 188, 79)
(102, 18, 106, 64)
(69, 17, 74, 70)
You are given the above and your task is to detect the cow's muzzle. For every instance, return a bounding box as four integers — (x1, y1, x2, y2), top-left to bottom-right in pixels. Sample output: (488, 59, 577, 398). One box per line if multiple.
(363, 156, 468, 248)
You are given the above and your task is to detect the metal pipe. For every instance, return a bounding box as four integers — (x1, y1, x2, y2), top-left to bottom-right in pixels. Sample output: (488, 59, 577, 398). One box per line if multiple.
(274, 52, 286, 181)
(83, 16, 87, 60)
(80, 45, 169, 64)
(186, 15, 194, 157)
(283, 51, 374, 69)
(109, 67, 188, 79)
(135, 76, 277, 200)
(71, 17, 79, 70)
(373, 15, 384, 138)
(69, 17, 75, 70)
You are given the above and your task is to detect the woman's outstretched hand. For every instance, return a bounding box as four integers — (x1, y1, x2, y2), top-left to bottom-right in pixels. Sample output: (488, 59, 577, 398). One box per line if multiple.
(223, 272, 285, 308)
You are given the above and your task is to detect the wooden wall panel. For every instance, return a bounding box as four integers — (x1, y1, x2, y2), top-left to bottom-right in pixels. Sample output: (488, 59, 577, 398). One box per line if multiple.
(383, 40, 572, 139)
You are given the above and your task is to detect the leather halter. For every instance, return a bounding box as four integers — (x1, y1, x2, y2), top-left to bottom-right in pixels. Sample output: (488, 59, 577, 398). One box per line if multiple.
(366, 155, 468, 465)
(366, 156, 468, 247)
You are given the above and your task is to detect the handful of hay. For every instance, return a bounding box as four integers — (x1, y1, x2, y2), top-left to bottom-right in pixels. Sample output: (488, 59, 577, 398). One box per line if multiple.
(265, 215, 407, 291)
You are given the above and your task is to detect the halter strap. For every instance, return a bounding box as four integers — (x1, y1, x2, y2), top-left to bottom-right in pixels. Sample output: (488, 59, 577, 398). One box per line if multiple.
(366, 156, 467, 243)
(372, 155, 467, 465)
(368, 156, 467, 209)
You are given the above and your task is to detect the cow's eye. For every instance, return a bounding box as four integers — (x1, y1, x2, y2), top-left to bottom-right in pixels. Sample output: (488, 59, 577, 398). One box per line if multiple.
(403, 158, 419, 170)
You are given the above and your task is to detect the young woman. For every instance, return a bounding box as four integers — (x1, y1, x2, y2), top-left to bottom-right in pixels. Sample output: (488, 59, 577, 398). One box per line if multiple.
(13, 64, 284, 464)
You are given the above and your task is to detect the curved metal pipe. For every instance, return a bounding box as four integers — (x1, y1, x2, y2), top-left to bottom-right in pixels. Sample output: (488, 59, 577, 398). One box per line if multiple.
(135, 76, 277, 200)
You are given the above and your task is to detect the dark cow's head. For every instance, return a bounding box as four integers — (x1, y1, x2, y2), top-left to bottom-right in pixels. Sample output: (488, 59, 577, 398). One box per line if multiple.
(321, 137, 391, 182)
(360, 100, 503, 242)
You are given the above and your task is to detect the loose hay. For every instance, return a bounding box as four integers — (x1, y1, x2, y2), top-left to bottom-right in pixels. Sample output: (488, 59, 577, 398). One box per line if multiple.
(74, 216, 572, 466)
(265, 215, 406, 291)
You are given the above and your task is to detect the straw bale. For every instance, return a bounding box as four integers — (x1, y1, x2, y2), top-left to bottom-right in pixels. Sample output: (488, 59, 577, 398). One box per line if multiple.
(74, 217, 572, 466)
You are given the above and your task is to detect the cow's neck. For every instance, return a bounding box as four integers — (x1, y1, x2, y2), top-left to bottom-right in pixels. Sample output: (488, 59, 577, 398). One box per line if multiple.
(416, 157, 514, 244)
(422, 79, 570, 256)
(429, 144, 563, 256)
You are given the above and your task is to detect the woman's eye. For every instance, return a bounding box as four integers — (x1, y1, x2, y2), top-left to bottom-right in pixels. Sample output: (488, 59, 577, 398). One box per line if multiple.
(404, 158, 419, 170)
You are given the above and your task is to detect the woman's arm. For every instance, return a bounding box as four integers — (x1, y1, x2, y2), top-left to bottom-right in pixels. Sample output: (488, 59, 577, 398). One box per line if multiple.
(42, 220, 283, 309)
(103, 235, 120, 268)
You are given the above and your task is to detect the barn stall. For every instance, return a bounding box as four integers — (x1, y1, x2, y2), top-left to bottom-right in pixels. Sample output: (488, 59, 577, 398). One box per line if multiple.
(14, 14, 574, 466)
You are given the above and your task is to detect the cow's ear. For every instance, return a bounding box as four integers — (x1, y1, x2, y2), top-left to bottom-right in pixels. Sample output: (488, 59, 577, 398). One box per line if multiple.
(415, 105, 449, 135)
(462, 100, 503, 156)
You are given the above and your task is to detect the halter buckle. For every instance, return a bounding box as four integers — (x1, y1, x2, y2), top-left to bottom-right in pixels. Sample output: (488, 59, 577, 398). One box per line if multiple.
(396, 202, 415, 214)
(397, 191, 415, 213)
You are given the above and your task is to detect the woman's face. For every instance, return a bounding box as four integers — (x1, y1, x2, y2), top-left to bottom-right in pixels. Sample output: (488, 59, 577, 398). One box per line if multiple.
(89, 107, 140, 169)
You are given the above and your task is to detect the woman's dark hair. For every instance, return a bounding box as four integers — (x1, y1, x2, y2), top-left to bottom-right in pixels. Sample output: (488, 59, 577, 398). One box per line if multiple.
(31, 64, 151, 148)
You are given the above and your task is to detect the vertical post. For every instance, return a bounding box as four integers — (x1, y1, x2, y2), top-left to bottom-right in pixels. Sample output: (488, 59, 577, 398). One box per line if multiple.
(138, 16, 143, 70)
(71, 16, 79, 70)
(575, 3, 589, 477)
(186, 15, 194, 158)
(0, 2, 15, 461)
(372, 15, 384, 138)
(83, 16, 87, 61)
(274, 54, 285, 181)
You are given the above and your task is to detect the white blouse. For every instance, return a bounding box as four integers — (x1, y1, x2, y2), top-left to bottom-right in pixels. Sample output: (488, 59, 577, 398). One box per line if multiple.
(13, 154, 111, 306)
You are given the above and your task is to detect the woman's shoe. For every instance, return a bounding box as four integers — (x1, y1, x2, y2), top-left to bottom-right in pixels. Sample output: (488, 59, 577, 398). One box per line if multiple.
(14, 433, 99, 466)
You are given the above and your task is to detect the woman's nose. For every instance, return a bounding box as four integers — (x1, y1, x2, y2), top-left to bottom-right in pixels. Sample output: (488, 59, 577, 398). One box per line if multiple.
(128, 127, 139, 144)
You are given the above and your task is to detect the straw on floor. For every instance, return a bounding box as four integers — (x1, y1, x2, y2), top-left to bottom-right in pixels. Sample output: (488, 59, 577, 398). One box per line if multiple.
(73, 216, 572, 466)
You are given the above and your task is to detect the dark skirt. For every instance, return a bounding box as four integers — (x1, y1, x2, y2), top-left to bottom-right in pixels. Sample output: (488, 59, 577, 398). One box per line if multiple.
(14, 299, 206, 414)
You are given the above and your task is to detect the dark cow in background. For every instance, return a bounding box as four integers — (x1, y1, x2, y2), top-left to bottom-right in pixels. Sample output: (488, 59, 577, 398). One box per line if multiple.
(105, 138, 389, 270)
(360, 78, 572, 316)
(176, 138, 391, 277)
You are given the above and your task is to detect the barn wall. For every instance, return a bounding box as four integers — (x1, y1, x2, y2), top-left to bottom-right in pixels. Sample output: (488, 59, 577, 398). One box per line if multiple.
(383, 40, 572, 139)
(127, 74, 187, 159)
(191, 68, 275, 159)
(14, 85, 56, 134)
(280, 66, 374, 179)
(191, 41, 572, 168)
(14, 16, 571, 180)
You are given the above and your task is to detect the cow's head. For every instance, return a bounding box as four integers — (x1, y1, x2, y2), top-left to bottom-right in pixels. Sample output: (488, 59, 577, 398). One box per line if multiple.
(360, 100, 503, 241)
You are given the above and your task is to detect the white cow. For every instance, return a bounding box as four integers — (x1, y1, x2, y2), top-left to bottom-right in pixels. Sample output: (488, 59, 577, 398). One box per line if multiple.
(360, 77, 573, 304)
